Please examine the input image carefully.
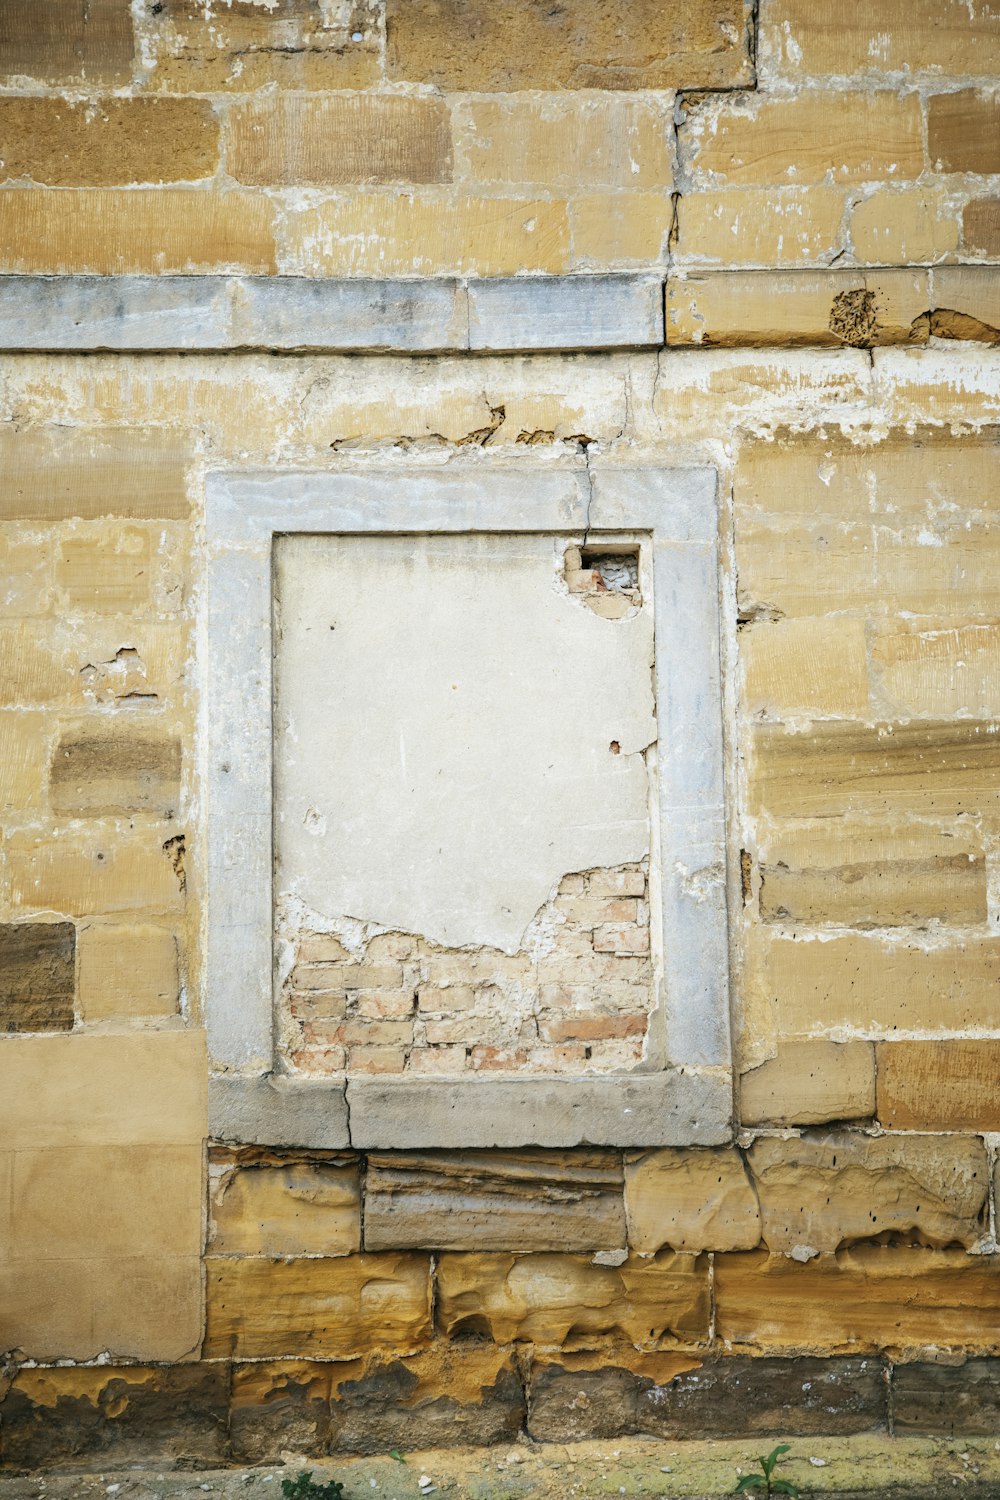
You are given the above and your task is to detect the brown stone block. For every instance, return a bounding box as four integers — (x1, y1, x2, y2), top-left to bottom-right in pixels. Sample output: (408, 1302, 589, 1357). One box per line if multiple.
(328, 1345, 525, 1454)
(0, 1030, 206, 1149)
(750, 719, 1000, 820)
(624, 1149, 760, 1253)
(876, 1041, 1000, 1131)
(683, 92, 923, 186)
(228, 95, 452, 187)
(0, 922, 74, 1035)
(280, 193, 570, 277)
(892, 1359, 1000, 1436)
(676, 187, 846, 267)
(385, 0, 751, 90)
(73, 623, 190, 710)
(741, 616, 869, 717)
(748, 1132, 988, 1254)
(0, 98, 219, 187)
(931, 267, 1000, 344)
(740, 1041, 876, 1128)
(754, 930, 1000, 1036)
(0, 187, 276, 274)
(757, 823, 987, 927)
(0, 0, 134, 84)
(364, 1149, 625, 1253)
(0, 426, 191, 522)
(965, 199, 1000, 258)
(6, 824, 185, 917)
(435, 1250, 709, 1350)
(456, 97, 672, 191)
(716, 1247, 1000, 1355)
(667, 270, 929, 348)
(230, 1360, 334, 1463)
(851, 189, 961, 265)
(49, 728, 182, 817)
(0, 711, 49, 815)
(760, 0, 1000, 79)
(211, 1158, 361, 1257)
(928, 91, 1000, 175)
(204, 1252, 433, 1359)
(525, 1348, 701, 1441)
(77, 922, 179, 1021)
(0, 1364, 229, 1469)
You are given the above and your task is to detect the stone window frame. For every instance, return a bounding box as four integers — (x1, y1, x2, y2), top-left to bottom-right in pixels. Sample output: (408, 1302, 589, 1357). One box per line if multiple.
(203, 459, 732, 1150)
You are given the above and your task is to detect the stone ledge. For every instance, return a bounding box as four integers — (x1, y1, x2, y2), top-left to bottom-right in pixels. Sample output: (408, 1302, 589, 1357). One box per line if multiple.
(208, 1074, 351, 1149)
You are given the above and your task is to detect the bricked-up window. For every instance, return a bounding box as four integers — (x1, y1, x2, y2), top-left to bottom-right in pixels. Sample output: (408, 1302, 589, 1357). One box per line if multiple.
(204, 464, 730, 1151)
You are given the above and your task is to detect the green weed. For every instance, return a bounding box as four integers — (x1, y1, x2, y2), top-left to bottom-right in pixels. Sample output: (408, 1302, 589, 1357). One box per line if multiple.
(733, 1443, 800, 1497)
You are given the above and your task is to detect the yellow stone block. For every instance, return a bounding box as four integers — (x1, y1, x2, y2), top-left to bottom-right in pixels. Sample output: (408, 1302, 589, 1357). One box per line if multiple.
(624, 1149, 760, 1253)
(570, 193, 674, 268)
(0, 426, 191, 522)
(736, 519, 875, 617)
(6, 824, 185, 917)
(740, 1040, 876, 1127)
(77, 923, 180, 1020)
(0, 97, 219, 187)
(211, 1158, 361, 1257)
(0, 623, 73, 706)
(932, 267, 1000, 341)
(741, 616, 869, 717)
(0, 529, 53, 615)
(456, 97, 672, 191)
(667, 270, 929, 347)
(851, 190, 961, 266)
(928, 91, 1000, 175)
(676, 187, 846, 267)
(759, 0, 1000, 81)
(56, 527, 153, 614)
(0, 711, 50, 815)
(876, 1040, 1000, 1131)
(871, 619, 1000, 718)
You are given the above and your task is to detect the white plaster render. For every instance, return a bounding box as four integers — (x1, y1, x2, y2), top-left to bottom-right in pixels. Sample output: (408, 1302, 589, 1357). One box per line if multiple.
(273, 533, 656, 953)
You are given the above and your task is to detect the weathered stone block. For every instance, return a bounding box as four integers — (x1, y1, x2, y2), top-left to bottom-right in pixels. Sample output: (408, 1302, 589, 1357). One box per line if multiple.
(0, 922, 74, 1034)
(667, 270, 929, 348)
(876, 1041, 1000, 1131)
(456, 97, 672, 190)
(965, 199, 1000, 258)
(56, 526, 156, 613)
(525, 1348, 700, 1441)
(714, 1248, 1000, 1355)
(624, 1149, 760, 1253)
(230, 1361, 333, 1462)
(928, 91, 1000, 175)
(385, 0, 752, 90)
(931, 267, 1000, 343)
(49, 730, 181, 817)
(741, 616, 869, 717)
(0, 711, 48, 815)
(676, 188, 846, 267)
(203, 1253, 433, 1359)
(0, 0, 134, 83)
(851, 189, 961, 265)
(210, 1155, 361, 1256)
(77, 923, 179, 1021)
(435, 1251, 709, 1349)
(682, 92, 923, 186)
(748, 1133, 988, 1255)
(5, 825, 184, 917)
(227, 96, 452, 186)
(0, 1365, 229, 1469)
(892, 1359, 1000, 1436)
(871, 620, 1000, 720)
(740, 1041, 876, 1128)
(0, 426, 190, 522)
(0, 98, 219, 186)
(364, 1149, 625, 1252)
(759, 0, 1000, 79)
(570, 193, 674, 267)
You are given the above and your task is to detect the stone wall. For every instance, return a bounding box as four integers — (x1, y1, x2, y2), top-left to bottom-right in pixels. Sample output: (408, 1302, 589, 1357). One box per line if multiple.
(3, 0, 1000, 1469)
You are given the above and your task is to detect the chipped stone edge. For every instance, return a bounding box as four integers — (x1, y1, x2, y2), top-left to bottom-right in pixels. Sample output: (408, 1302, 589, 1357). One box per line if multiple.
(203, 459, 732, 1149)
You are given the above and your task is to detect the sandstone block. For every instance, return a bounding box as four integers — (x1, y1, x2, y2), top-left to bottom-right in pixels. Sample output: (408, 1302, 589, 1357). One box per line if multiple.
(56, 526, 155, 613)
(851, 189, 961, 265)
(748, 1132, 988, 1254)
(876, 1041, 1000, 1130)
(757, 823, 987, 928)
(204, 1252, 433, 1359)
(759, 0, 1000, 79)
(328, 1346, 525, 1455)
(741, 616, 869, 717)
(569, 193, 674, 268)
(964, 199, 1000, 258)
(714, 1247, 1000, 1356)
(0, 188, 276, 274)
(870, 620, 1000, 719)
(0, 531, 53, 616)
(892, 1358, 1000, 1436)
(931, 267, 1000, 343)
(682, 92, 922, 186)
(364, 1149, 626, 1253)
(50, 729, 182, 817)
(624, 1148, 760, 1253)
(0, 0, 134, 83)
(928, 91, 1000, 175)
(5, 825, 184, 917)
(0, 711, 48, 815)
(456, 97, 671, 190)
(740, 1041, 876, 1128)
(525, 1348, 702, 1442)
(750, 719, 1000, 820)
(0, 426, 191, 522)
(230, 1361, 333, 1464)
(751, 930, 1000, 1036)
(280, 193, 570, 277)
(676, 188, 846, 266)
(77, 923, 179, 1021)
(0, 1364, 229, 1469)
(667, 270, 929, 348)
(210, 1158, 361, 1257)
(385, 0, 751, 90)
(435, 1250, 709, 1349)
(0, 98, 218, 187)
(0, 922, 74, 1034)
(227, 96, 452, 188)
(736, 519, 875, 616)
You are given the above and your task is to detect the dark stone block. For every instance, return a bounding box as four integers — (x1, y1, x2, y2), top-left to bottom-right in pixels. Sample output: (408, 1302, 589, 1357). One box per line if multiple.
(893, 1359, 1000, 1436)
(329, 1350, 525, 1454)
(0, 922, 75, 1034)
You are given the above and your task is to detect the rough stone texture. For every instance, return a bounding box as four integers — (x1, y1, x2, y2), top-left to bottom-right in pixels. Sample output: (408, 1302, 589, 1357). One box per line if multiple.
(675, 187, 846, 267)
(0, 0, 134, 83)
(851, 189, 962, 265)
(210, 1154, 361, 1257)
(876, 1042, 1000, 1131)
(0, 1365, 229, 1470)
(666, 270, 928, 348)
(740, 1042, 876, 1128)
(49, 731, 181, 818)
(203, 1253, 433, 1360)
(385, 0, 752, 90)
(5, 826, 184, 918)
(0, 922, 74, 1034)
(623, 1148, 760, 1253)
(76, 923, 179, 1021)
(927, 91, 1000, 175)
(759, 0, 1000, 79)
(208, 1075, 351, 1150)
(364, 1150, 626, 1252)
(0, 98, 219, 187)
(748, 1133, 989, 1255)
(227, 96, 452, 186)
(229, 1361, 333, 1463)
(435, 1251, 710, 1349)
(892, 1360, 1000, 1436)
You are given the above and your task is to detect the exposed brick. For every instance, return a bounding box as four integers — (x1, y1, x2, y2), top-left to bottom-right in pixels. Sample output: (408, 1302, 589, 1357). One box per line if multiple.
(740, 1041, 876, 1128)
(0, 0, 134, 84)
(0, 922, 74, 1034)
(227, 95, 452, 187)
(50, 730, 182, 817)
(385, 0, 751, 91)
(0, 98, 219, 187)
(876, 1041, 1000, 1131)
(928, 91, 1000, 175)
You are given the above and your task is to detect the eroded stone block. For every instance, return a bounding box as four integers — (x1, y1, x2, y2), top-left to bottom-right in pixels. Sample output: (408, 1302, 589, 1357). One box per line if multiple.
(740, 1042, 876, 1128)
(49, 730, 182, 817)
(624, 1148, 760, 1253)
(0, 922, 74, 1034)
(210, 1153, 361, 1257)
